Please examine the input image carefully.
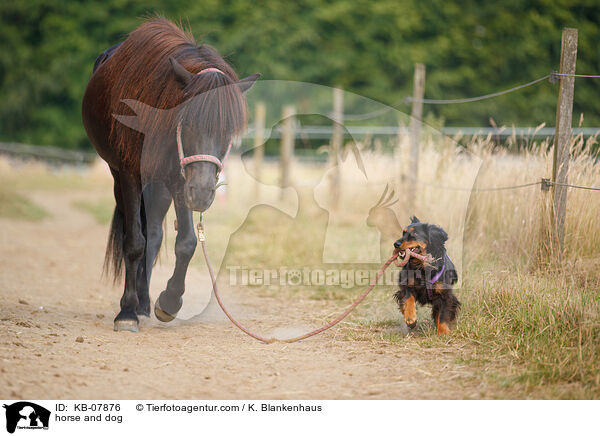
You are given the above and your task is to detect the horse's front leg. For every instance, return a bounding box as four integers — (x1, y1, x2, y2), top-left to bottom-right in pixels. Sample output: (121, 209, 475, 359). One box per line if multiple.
(154, 180, 197, 322)
(114, 172, 145, 332)
(135, 182, 172, 317)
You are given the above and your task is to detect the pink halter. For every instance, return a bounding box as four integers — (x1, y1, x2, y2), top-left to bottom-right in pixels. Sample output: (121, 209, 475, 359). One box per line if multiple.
(176, 67, 233, 178)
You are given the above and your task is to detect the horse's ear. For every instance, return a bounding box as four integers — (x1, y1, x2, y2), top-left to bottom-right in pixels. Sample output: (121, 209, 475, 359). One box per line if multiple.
(169, 57, 194, 88)
(410, 215, 420, 223)
(236, 74, 261, 93)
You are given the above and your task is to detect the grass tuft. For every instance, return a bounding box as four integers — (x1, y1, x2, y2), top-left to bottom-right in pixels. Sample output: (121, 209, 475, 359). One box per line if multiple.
(0, 185, 48, 221)
(72, 198, 114, 225)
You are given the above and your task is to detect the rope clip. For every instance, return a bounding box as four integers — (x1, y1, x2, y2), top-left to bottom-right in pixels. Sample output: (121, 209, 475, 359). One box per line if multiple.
(197, 213, 205, 242)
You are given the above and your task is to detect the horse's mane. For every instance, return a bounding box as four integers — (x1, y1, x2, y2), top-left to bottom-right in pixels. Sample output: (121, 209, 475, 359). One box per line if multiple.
(102, 18, 246, 176)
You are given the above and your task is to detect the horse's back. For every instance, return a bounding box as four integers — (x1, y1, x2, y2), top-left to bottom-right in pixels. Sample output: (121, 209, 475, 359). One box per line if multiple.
(82, 42, 125, 169)
(93, 42, 122, 74)
(82, 19, 212, 174)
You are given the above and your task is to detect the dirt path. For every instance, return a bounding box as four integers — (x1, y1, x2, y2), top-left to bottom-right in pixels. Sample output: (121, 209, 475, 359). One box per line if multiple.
(0, 190, 502, 399)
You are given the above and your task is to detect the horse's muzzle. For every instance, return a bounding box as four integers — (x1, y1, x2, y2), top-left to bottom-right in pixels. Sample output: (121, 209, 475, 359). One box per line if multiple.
(184, 183, 215, 212)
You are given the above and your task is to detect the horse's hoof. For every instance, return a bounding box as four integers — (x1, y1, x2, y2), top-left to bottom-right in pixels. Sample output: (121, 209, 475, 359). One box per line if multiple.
(154, 299, 177, 323)
(154, 292, 182, 323)
(114, 319, 139, 332)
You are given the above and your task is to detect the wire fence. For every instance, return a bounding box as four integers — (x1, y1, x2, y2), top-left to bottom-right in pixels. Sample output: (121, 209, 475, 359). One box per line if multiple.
(339, 63, 600, 194)
(405, 74, 551, 105)
(546, 180, 600, 192)
(411, 177, 599, 193)
(340, 69, 600, 120)
(552, 72, 600, 79)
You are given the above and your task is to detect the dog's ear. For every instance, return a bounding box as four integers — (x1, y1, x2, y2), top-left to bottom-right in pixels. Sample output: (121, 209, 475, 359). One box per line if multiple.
(410, 215, 420, 223)
(427, 224, 448, 259)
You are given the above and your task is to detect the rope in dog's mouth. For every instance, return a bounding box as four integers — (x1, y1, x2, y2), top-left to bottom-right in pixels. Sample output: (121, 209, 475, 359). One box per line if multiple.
(195, 214, 428, 344)
(394, 248, 434, 267)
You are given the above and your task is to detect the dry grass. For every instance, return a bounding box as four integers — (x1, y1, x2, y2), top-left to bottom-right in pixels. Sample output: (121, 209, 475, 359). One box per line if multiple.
(0, 158, 48, 220)
(0, 186, 48, 221)
(72, 197, 114, 224)
(226, 129, 600, 397)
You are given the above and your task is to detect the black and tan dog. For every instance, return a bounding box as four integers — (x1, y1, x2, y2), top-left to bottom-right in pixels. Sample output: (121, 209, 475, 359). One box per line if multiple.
(393, 216, 460, 335)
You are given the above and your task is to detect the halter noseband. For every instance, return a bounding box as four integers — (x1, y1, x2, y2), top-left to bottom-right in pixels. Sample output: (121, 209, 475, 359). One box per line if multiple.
(176, 67, 233, 178)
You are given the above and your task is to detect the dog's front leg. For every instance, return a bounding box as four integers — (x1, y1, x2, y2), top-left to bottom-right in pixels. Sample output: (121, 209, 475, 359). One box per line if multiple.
(394, 288, 417, 329)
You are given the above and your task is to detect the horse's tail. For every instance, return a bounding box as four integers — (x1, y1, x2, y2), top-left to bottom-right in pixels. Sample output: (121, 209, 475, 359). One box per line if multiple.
(103, 206, 125, 283)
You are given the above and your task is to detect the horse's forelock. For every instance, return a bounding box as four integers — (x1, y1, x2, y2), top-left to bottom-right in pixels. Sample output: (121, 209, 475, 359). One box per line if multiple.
(179, 74, 247, 144)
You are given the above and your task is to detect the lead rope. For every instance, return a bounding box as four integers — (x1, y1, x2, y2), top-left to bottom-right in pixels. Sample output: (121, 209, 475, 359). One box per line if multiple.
(196, 213, 430, 344)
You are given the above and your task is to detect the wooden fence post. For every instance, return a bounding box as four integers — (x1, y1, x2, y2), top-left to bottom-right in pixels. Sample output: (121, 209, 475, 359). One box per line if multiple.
(330, 87, 344, 209)
(551, 28, 578, 257)
(253, 101, 266, 200)
(280, 105, 295, 196)
(408, 63, 426, 211)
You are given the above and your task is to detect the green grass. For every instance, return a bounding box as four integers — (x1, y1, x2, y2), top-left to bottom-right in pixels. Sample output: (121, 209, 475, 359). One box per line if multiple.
(72, 198, 114, 225)
(0, 186, 48, 221)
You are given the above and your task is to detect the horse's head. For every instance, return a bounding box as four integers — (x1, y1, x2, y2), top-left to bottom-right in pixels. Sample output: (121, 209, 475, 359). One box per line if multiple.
(113, 58, 259, 211)
(169, 57, 260, 211)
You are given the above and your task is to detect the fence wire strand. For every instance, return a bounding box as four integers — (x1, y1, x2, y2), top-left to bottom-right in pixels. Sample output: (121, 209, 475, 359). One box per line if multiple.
(547, 180, 600, 191)
(552, 72, 600, 79)
(405, 75, 551, 105)
(411, 178, 600, 193)
(340, 73, 553, 120)
(411, 179, 542, 192)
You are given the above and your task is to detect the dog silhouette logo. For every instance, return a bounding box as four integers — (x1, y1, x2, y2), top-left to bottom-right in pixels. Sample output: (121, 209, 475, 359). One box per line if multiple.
(3, 402, 50, 433)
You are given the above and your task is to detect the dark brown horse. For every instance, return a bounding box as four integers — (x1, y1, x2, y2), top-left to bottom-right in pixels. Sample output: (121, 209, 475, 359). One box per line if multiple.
(82, 18, 259, 332)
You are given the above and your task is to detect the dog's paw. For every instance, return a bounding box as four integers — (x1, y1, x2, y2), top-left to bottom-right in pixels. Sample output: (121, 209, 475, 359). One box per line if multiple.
(402, 296, 417, 329)
(437, 322, 450, 335)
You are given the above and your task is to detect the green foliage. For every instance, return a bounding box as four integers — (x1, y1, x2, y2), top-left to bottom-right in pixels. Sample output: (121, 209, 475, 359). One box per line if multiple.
(1, 0, 599, 149)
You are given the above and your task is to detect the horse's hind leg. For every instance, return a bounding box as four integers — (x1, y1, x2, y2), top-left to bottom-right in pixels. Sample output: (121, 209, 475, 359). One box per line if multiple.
(114, 171, 145, 332)
(154, 181, 197, 322)
(135, 182, 172, 317)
